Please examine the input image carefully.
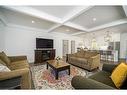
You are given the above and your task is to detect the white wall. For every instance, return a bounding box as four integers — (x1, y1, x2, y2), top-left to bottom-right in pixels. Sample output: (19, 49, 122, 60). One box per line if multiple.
(120, 32, 127, 58)
(2, 25, 83, 63)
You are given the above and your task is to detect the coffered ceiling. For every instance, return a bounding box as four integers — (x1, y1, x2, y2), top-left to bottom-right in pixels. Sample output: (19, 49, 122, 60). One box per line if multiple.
(0, 7, 56, 30)
(0, 6, 127, 37)
(31, 6, 77, 19)
(52, 25, 81, 34)
(70, 6, 126, 29)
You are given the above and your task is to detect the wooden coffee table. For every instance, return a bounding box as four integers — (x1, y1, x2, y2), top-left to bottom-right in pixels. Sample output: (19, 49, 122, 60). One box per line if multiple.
(46, 60, 70, 80)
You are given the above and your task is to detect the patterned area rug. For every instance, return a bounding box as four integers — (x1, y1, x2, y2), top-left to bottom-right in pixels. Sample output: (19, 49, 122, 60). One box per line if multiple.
(30, 64, 96, 89)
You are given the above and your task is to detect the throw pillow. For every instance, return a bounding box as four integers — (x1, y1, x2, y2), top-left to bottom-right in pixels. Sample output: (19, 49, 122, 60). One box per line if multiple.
(0, 51, 11, 65)
(0, 63, 11, 72)
(111, 63, 127, 88)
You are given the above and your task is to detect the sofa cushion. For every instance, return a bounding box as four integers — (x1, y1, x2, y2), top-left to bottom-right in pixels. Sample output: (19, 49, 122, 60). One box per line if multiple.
(0, 63, 11, 72)
(111, 63, 127, 88)
(121, 77, 127, 89)
(70, 57, 87, 64)
(8, 60, 29, 70)
(76, 58, 87, 64)
(70, 56, 77, 60)
(0, 52, 11, 66)
(0, 59, 6, 66)
(84, 51, 92, 58)
(85, 51, 98, 58)
(71, 75, 114, 89)
(76, 52, 85, 58)
(89, 71, 116, 88)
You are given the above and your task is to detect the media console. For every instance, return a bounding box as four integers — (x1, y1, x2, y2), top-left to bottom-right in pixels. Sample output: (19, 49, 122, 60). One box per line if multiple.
(34, 49, 55, 64)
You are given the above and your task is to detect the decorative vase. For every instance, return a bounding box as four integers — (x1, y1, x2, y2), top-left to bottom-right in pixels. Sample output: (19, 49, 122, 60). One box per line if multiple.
(56, 60, 59, 65)
(56, 56, 61, 65)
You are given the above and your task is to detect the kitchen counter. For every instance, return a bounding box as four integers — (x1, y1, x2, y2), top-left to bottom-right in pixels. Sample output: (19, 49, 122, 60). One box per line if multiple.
(98, 50, 118, 62)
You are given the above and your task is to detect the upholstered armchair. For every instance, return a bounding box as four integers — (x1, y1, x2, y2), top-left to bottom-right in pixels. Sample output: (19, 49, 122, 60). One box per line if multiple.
(0, 52, 31, 89)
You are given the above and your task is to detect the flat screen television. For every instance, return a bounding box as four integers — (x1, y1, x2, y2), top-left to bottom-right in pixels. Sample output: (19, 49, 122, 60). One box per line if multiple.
(36, 38, 53, 49)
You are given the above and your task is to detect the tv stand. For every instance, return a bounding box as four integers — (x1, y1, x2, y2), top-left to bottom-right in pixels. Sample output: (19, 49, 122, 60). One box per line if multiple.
(34, 49, 55, 64)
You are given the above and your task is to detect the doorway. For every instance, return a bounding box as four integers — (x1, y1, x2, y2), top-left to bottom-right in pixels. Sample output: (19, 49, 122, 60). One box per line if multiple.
(63, 40, 69, 57)
(71, 40, 75, 54)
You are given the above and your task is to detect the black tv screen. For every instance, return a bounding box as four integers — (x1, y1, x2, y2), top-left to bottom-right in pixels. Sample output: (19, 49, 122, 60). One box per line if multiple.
(36, 38, 53, 49)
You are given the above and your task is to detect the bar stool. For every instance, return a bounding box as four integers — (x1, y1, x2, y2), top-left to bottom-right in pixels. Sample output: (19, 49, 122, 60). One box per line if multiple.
(107, 51, 114, 62)
(102, 51, 107, 61)
(99, 50, 103, 60)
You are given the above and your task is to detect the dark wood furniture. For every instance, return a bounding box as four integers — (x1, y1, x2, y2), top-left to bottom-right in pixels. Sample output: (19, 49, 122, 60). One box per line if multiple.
(34, 49, 55, 64)
(46, 60, 70, 80)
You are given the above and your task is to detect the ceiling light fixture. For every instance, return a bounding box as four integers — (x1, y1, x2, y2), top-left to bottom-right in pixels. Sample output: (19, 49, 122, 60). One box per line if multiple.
(32, 20, 35, 23)
(104, 31, 112, 42)
(93, 18, 97, 21)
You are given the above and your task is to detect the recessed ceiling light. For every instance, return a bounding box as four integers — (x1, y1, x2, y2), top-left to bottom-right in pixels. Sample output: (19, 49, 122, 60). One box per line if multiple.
(32, 20, 35, 23)
(93, 18, 97, 21)
(66, 29, 70, 32)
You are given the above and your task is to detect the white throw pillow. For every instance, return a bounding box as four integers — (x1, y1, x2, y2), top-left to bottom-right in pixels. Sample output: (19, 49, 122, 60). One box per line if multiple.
(0, 63, 11, 72)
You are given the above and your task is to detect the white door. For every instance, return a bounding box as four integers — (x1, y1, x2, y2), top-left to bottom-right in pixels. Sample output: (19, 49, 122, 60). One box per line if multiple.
(63, 40, 69, 57)
(71, 40, 75, 54)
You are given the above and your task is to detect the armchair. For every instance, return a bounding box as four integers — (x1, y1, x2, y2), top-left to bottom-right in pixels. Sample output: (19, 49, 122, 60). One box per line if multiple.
(0, 53, 31, 89)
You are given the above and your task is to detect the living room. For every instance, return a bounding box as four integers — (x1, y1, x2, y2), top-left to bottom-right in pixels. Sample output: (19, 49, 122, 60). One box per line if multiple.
(0, 3, 127, 94)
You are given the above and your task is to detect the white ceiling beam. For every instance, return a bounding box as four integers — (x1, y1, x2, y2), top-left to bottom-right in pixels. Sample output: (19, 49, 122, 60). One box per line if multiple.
(71, 32, 85, 36)
(88, 18, 127, 32)
(0, 16, 7, 26)
(7, 23, 47, 32)
(73, 18, 127, 35)
(3, 6, 62, 24)
(0, 11, 8, 25)
(48, 6, 93, 32)
(64, 22, 88, 31)
(46, 24, 62, 32)
(47, 22, 88, 33)
(62, 6, 93, 22)
(122, 6, 127, 16)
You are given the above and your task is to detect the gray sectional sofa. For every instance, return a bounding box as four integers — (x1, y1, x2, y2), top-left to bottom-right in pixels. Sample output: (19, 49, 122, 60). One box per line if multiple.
(71, 63, 127, 89)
